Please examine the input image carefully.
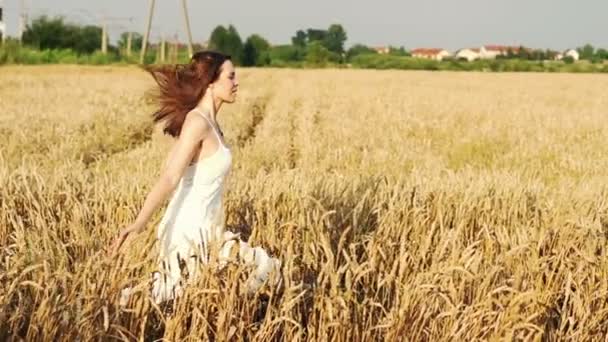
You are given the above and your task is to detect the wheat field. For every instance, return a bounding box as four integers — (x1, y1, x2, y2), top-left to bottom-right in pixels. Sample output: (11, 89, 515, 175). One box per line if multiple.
(1, 65, 608, 341)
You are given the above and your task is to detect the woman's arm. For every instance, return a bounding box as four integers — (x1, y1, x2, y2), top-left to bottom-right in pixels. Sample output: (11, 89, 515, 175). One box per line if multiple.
(110, 113, 210, 255)
(163, 140, 180, 171)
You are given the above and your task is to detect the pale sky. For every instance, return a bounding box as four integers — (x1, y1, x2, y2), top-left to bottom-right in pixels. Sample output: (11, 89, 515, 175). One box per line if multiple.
(1, 0, 606, 51)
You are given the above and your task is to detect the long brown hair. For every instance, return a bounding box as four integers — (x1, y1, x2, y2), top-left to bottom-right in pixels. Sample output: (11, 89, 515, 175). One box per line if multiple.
(145, 51, 231, 137)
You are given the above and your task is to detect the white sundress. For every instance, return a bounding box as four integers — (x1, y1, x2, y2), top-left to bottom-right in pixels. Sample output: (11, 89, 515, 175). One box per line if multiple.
(121, 108, 281, 305)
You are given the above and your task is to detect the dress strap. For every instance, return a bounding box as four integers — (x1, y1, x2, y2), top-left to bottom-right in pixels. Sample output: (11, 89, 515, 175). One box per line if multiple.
(192, 108, 222, 141)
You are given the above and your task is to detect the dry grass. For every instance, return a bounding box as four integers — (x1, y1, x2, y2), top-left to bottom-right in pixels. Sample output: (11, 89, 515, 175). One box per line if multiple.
(1, 65, 608, 340)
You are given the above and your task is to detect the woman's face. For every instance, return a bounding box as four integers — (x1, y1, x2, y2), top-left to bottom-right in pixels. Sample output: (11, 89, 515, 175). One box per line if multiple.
(212, 60, 238, 103)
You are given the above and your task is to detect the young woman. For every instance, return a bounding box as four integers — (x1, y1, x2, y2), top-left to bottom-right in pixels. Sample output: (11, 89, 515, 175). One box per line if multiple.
(111, 51, 280, 304)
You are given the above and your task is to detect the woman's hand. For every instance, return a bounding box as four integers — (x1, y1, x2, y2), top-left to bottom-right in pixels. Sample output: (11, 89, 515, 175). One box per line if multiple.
(109, 223, 144, 257)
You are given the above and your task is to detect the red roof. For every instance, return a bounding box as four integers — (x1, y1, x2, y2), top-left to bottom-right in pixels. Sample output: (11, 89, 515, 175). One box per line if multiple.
(484, 45, 521, 53)
(411, 48, 445, 56)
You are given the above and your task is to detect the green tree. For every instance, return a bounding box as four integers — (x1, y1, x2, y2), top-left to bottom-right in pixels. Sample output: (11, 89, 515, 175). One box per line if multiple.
(306, 41, 330, 65)
(306, 41, 332, 65)
(209, 25, 228, 50)
(74, 25, 103, 54)
(389, 46, 410, 56)
(269, 45, 305, 62)
(22, 16, 102, 54)
(545, 49, 558, 60)
(506, 48, 517, 59)
(529, 49, 546, 61)
(346, 44, 377, 61)
(306, 29, 327, 43)
(291, 30, 307, 47)
(209, 25, 243, 64)
(517, 45, 530, 60)
(22, 16, 69, 50)
(323, 24, 347, 54)
(578, 44, 595, 60)
(226, 25, 244, 63)
(242, 34, 271, 66)
(563, 56, 575, 64)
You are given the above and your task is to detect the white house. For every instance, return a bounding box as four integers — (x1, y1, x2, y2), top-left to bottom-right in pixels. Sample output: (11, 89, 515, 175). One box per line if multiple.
(455, 48, 480, 61)
(373, 46, 390, 54)
(555, 49, 580, 61)
(411, 48, 451, 61)
(479, 46, 501, 59)
(479, 45, 521, 59)
(564, 49, 579, 61)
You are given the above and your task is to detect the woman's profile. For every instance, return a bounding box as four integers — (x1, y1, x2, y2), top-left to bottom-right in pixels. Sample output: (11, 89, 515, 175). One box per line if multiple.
(110, 51, 280, 304)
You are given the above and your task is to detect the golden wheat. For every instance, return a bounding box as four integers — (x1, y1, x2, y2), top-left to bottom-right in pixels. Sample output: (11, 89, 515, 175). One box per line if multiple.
(1, 65, 608, 341)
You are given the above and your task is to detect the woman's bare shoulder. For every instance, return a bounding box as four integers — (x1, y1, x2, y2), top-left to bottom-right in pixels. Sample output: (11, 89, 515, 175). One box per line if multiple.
(180, 110, 212, 139)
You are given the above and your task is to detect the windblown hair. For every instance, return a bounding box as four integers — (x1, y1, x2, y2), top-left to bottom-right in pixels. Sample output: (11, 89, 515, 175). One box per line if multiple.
(145, 51, 231, 137)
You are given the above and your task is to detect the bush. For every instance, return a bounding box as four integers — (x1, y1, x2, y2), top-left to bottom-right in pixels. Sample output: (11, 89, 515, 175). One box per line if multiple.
(0, 43, 128, 65)
(86, 51, 121, 65)
(563, 56, 575, 64)
(346, 44, 377, 62)
(305, 41, 342, 66)
(269, 45, 305, 63)
(351, 54, 441, 70)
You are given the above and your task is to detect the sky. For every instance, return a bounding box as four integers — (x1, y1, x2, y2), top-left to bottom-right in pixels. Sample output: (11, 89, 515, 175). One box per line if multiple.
(0, 0, 606, 51)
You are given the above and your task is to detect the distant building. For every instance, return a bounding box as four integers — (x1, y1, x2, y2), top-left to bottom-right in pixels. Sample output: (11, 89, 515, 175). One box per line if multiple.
(411, 48, 451, 61)
(454, 45, 524, 61)
(479, 45, 521, 59)
(455, 48, 480, 61)
(372, 46, 390, 54)
(565, 49, 579, 61)
(555, 49, 580, 61)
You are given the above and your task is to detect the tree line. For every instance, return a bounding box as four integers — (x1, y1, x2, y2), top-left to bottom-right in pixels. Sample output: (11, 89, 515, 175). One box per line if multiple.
(2, 15, 607, 70)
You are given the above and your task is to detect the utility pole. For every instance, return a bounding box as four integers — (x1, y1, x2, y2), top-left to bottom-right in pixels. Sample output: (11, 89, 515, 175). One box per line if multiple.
(169, 33, 178, 63)
(160, 35, 166, 62)
(154, 34, 161, 64)
(100, 16, 134, 57)
(18, 0, 28, 42)
(0, 1, 6, 45)
(140, 0, 156, 64)
(180, 0, 193, 58)
(101, 17, 108, 54)
(126, 31, 132, 57)
(126, 17, 133, 57)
